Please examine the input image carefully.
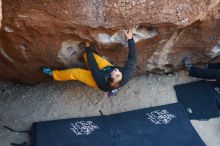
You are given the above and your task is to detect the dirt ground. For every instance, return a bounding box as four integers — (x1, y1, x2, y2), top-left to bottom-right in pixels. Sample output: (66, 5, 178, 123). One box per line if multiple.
(0, 71, 220, 146)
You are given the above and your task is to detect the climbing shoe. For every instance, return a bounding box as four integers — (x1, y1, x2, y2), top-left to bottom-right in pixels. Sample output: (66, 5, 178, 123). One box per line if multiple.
(42, 67, 52, 76)
(183, 56, 193, 71)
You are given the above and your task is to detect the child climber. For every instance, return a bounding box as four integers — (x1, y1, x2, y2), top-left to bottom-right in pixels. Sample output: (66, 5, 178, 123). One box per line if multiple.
(42, 28, 137, 96)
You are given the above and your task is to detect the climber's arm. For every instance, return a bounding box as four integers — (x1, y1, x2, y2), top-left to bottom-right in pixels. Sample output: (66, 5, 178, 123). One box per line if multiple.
(85, 47, 100, 72)
(85, 47, 108, 91)
(121, 38, 137, 85)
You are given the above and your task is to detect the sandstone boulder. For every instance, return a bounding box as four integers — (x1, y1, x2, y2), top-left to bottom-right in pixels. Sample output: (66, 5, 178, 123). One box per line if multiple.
(0, 0, 220, 84)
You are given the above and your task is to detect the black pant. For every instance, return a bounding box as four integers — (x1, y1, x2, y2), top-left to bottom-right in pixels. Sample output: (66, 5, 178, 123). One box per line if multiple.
(189, 62, 220, 83)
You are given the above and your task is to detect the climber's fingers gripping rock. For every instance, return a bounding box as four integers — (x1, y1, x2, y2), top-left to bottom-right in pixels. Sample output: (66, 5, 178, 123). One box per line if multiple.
(123, 27, 133, 40)
(85, 41, 90, 47)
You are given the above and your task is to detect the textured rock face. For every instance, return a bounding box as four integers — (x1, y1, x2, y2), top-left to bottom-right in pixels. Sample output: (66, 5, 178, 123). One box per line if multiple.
(0, 0, 220, 84)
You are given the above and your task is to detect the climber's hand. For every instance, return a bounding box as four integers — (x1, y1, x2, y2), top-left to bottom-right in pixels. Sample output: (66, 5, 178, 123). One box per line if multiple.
(85, 41, 90, 47)
(123, 27, 133, 40)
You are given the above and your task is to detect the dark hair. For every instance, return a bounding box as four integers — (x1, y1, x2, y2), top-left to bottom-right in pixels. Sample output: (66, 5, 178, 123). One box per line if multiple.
(107, 76, 123, 89)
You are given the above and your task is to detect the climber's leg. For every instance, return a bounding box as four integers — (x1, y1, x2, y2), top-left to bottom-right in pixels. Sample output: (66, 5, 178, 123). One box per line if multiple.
(83, 52, 112, 70)
(52, 68, 99, 89)
(207, 62, 220, 69)
(189, 66, 219, 80)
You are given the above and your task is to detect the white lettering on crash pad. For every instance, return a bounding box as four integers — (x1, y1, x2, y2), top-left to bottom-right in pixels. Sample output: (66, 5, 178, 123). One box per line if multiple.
(146, 110, 176, 124)
(70, 121, 100, 135)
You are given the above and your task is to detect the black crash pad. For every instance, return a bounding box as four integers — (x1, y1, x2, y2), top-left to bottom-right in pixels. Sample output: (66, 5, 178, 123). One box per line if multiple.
(32, 103, 205, 146)
(207, 81, 220, 109)
(174, 80, 219, 120)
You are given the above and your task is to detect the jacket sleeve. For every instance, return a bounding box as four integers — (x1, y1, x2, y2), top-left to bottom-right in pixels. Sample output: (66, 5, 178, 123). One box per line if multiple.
(85, 48, 108, 91)
(122, 38, 137, 85)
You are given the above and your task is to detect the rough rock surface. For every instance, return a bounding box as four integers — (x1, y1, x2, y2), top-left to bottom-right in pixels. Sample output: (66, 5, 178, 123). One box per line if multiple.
(0, 0, 220, 84)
